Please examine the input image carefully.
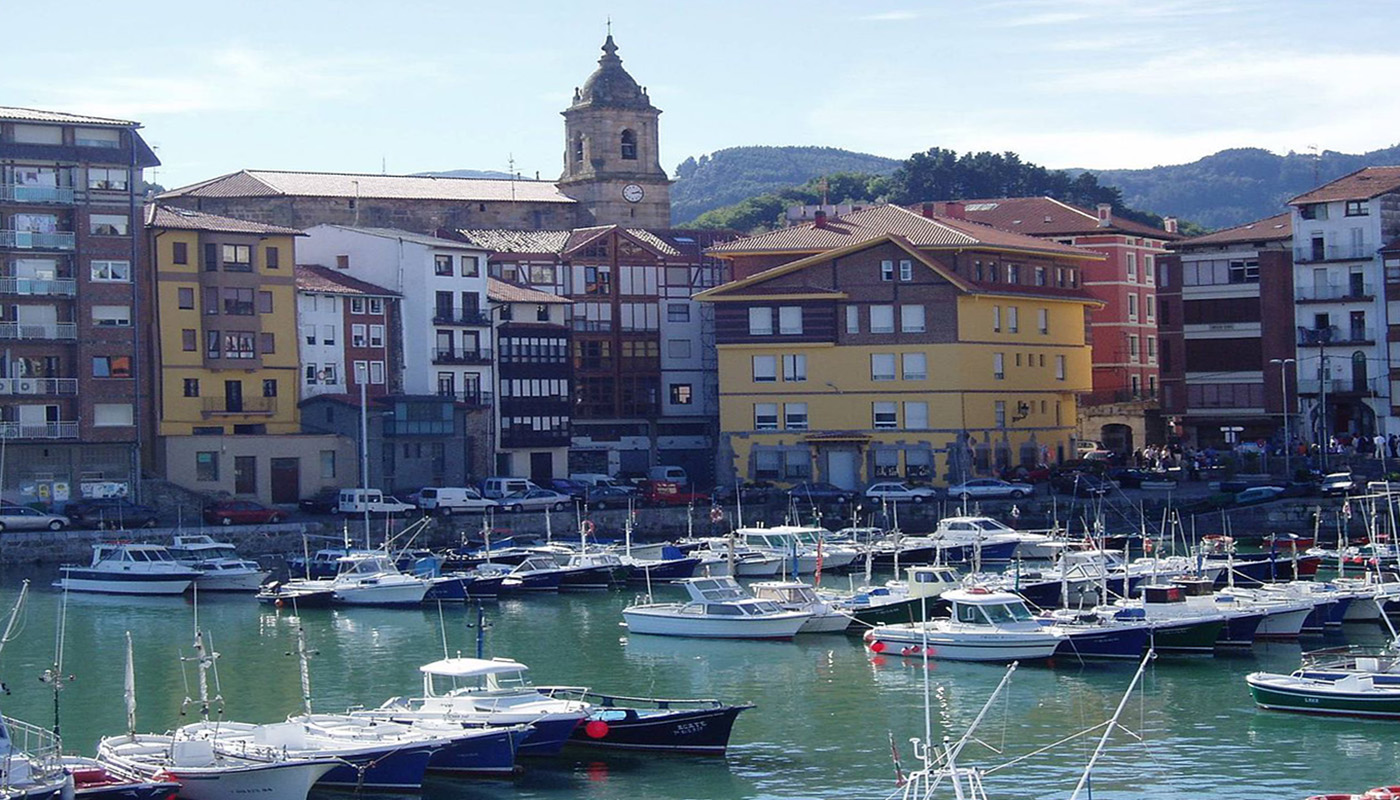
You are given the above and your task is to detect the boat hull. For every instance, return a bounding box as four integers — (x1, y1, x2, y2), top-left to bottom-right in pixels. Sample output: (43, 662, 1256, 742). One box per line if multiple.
(1146, 618, 1224, 653)
(844, 596, 944, 629)
(316, 743, 437, 789)
(332, 583, 429, 606)
(567, 704, 753, 754)
(864, 627, 1063, 662)
(57, 570, 194, 596)
(623, 609, 809, 639)
(425, 727, 528, 775)
(1247, 673, 1400, 718)
(1054, 624, 1151, 660)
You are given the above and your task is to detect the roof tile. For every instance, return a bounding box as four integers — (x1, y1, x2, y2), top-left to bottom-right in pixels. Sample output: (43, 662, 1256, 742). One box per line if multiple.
(144, 204, 304, 236)
(295, 264, 398, 297)
(161, 169, 576, 204)
(1290, 166, 1400, 205)
(1172, 213, 1292, 248)
(0, 106, 139, 127)
(933, 197, 1178, 239)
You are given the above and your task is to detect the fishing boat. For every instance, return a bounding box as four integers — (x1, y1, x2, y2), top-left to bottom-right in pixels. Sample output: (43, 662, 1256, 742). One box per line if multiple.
(532, 687, 754, 754)
(57, 543, 200, 596)
(60, 755, 182, 800)
(166, 535, 270, 592)
(621, 577, 812, 639)
(556, 551, 634, 589)
(932, 515, 1066, 561)
(1099, 584, 1226, 653)
(731, 526, 859, 574)
(863, 587, 1067, 662)
(1246, 670, 1400, 718)
(749, 580, 852, 633)
(821, 566, 961, 628)
(254, 581, 336, 608)
(489, 555, 568, 592)
(1034, 608, 1153, 660)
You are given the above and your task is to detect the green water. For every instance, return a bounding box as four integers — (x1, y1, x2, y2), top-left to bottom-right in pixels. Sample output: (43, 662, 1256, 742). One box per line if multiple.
(0, 568, 1396, 800)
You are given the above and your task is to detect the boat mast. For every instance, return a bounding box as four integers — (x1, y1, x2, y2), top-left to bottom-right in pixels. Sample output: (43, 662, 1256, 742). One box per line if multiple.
(124, 631, 136, 739)
(1069, 650, 1156, 800)
(295, 625, 316, 716)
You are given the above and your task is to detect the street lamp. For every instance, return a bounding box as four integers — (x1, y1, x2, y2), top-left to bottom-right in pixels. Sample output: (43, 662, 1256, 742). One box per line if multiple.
(1270, 357, 1296, 478)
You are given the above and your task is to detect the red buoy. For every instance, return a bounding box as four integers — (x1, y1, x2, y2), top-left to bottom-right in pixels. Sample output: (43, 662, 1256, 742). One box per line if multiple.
(585, 720, 610, 739)
(869, 640, 887, 653)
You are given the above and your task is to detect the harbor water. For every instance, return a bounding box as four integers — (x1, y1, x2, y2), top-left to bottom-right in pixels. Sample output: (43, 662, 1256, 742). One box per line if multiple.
(0, 566, 1396, 800)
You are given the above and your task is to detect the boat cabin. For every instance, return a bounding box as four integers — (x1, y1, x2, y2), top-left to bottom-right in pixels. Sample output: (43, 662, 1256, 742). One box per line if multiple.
(935, 517, 1017, 537)
(168, 535, 238, 559)
(677, 577, 787, 617)
(418, 657, 533, 697)
(92, 544, 177, 566)
(512, 556, 565, 574)
(751, 581, 818, 606)
(736, 526, 828, 551)
(944, 588, 1036, 626)
(906, 566, 961, 598)
(335, 554, 401, 578)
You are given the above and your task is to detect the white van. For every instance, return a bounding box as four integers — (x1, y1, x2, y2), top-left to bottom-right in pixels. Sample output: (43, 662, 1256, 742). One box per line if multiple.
(336, 489, 415, 516)
(480, 477, 539, 500)
(646, 466, 689, 486)
(569, 473, 636, 493)
(417, 487, 497, 515)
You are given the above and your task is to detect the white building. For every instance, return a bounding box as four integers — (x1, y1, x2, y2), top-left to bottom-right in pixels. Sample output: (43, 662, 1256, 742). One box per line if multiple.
(1288, 167, 1400, 443)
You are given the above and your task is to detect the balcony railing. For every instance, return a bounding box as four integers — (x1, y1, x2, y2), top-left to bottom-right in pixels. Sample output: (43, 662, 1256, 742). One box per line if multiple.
(0, 184, 75, 204)
(1297, 378, 1377, 395)
(202, 397, 276, 415)
(0, 322, 76, 341)
(1298, 325, 1376, 346)
(432, 308, 492, 326)
(0, 230, 76, 251)
(384, 420, 454, 436)
(1295, 243, 1374, 263)
(0, 378, 77, 395)
(432, 348, 492, 365)
(438, 390, 494, 406)
(0, 277, 76, 297)
(0, 421, 78, 439)
(1296, 283, 1375, 302)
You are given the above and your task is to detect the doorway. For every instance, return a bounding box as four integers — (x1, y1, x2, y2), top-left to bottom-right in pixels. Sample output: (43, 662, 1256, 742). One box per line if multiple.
(826, 450, 858, 489)
(224, 380, 243, 413)
(530, 452, 554, 483)
(234, 456, 257, 495)
(270, 458, 299, 504)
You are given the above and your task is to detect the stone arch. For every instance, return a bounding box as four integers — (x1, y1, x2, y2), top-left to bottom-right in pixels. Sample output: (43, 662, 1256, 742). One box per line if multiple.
(620, 129, 637, 160)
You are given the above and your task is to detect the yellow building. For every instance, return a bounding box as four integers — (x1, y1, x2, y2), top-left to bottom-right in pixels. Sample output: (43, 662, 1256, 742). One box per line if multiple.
(146, 205, 352, 503)
(697, 204, 1102, 489)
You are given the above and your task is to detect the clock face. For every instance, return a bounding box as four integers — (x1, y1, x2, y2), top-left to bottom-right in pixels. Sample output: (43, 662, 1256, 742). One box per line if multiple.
(622, 183, 645, 203)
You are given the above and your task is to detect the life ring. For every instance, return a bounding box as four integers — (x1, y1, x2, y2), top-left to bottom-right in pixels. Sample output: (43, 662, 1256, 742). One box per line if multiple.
(709, 507, 724, 523)
(581, 520, 596, 537)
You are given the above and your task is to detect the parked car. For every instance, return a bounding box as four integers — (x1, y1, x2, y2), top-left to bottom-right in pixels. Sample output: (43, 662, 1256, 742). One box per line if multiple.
(584, 485, 637, 509)
(569, 473, 637, 493)
(864, 482, 939, 504)
(298, 487, 342, 515)
(416, 487, 497, 515)
(548, 479, 590, 501)
(1001, 464, 1052, 484)
(711, 482, 774, 504)
(0, 505, 69, 532)
(642, 481, 711, 507)
(203, 500, 284, 526)
(786, 482, 853, 505)
(480, 477, 539, 500)
(1320, 472, 1358, 497)
(1076, 440, 1105, 456)
(1052, 472, 1116, 497)
(335, 489, 416, 516)
(498, 488, 575, 513)
(1234, 486, 1286, 506)
(63, 498, 159, 529)
(946, 478, 1033, 500)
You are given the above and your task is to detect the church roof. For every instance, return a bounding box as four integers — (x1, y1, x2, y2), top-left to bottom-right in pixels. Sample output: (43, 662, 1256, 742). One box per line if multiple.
(569, 35, 655, 111)
(160, 169, 576, 204)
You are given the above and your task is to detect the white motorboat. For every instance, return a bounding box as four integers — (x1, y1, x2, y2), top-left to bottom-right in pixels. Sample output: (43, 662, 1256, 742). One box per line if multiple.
(57, 543, 199, 595)
(732, 526, 858, 574)
(933, 516, 1068, 561)
(822, 565, 963, 628)
(328, 553, 430, 605)
(622, 577, 812, 639)
(863, 587, 1067, 662)
(167, 534, 270, 591)
(750, 580, 852, 633)
(357, 656, 589, 757)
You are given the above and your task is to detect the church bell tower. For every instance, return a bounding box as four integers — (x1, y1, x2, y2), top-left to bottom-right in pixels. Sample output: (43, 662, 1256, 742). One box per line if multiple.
(558, 35, 672, 228)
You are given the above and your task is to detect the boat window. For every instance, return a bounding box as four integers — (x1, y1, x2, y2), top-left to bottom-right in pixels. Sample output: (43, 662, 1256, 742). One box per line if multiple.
(982, 602, 1032, 623)
(150, 550, 174, 561)
(956, 604, 982, 624)
(708, 604, 743, 615)
(129, 550, 150, 562)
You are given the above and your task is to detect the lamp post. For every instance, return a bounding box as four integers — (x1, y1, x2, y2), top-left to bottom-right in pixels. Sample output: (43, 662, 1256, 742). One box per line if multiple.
(1270, 358, 1296, 479)
(356, 361, 369, 547)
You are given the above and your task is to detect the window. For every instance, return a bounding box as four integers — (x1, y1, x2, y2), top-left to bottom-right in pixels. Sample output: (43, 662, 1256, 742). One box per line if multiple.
(335, 254, 349, 270)
(221, 245, 251, 271)
(320, 450, 336, 480)
(223, 332, 256, 360)
(667, 303, 690, 322)
(350, 296, 368, 314)
(900, 305, 925, 333)
(749, 307, 773, 335)
(259, 332, 275, 354)
(906, 449, 932, 480)
(257, 291, 273, 314)
(305, 365, 318, 385)
(92, 305, 130, 326)
(93, 403, 133, 427)
(1147, 336, 1157, 361)
(91, 260, 130, 282)
(92, 356, 131, 378)
(265, 246, 280, 269)
(172, 242, 188, 265)
(461, 256, 480, 277)
(871, 353, 896, 381)
(752, 355, 777, 382)
(785, 402, 808, 430)
(667, 339, 692, 359)
(1037, 308, 1048, 334)
(183, 378, 200, 397)
(620, 129, 637, 160)
(262, 379, 277, 398)
(1146, 295, 1156, 321)
(320, 325, 335, 346)
(754, 403, 779, 430)
(302, 325, 316, 345)
(87, 167, 127, 190)
(182, 329, 197, 351)
(1126, 252, 1138, 280)
(874, 449, 900, 478)
(1034, 266, 1046, 286)
(1346, 200, 1368, 217)
(873, 402, 898, 430)
(89, 214, 128, 236)
(435, 255, 453, 276)
(224, 288, 254, 316)
(870, 305, 894, 333)
(178, 287, 194, 309)
(994, 353, 1005, 380)
(206, 331, 221, 358)
(670, 384, 693, 405)
(1228, 259, 1260, 283)
(846, 306, 859, 334)
(1007, 264, 1020, 284)
(369, 361, 385, 384)
(1007, 306, 1019, 333)
(993, 305, 1001, 332)
(1129, 335, 1140, 361)
(902, 352, 927, 380)
(782, 354, 807, 382)
(880, 260, 894, 281)
(778, 306, 802, 335)
(904, 401, 928, 429)
(369, 324, 385, 347)
(1144, 255, 1154, 284)
(368, 298, 383, 315)
(584, 265, 611, 295)
(321, 364, 337, 384)
(995, 400, 1006, 427)
(1128, 294, 1139, 321)
(196, 452, 219, 482)
(1056, 355, 1066, 380)
(899, 259, 913, 281)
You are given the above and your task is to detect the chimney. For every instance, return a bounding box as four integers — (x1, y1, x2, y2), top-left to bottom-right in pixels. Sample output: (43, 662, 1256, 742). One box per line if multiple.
(1096, 203, 1112, 227)
(944, 201, 965, 220)
(814, 209, 828, 229)
(920, 202, 936, 219)
(1163, 216, 1179, 235)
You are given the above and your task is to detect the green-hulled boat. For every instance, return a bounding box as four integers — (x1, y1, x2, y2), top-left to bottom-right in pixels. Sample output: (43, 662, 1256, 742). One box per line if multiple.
(1247, 671, 1400, 718)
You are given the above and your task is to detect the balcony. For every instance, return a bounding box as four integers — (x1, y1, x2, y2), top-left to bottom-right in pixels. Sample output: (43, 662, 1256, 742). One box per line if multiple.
(1298, 378, 1378, 396)
(501, 429, 572, 448)
(438, 390, 494, 406)
(1298, 326, 1375, 346)
(0, 184, 75, 205)
(0, 378, 77, 396)
(1296, 284, 1374, 303)
(1295, 242, 1374, 263)
(0, 421, 78, 439)
(432, 348, 492, 365)
(0, 322, 77, 341)
(384, 420, 454, 436)
(202, 397, 276, 416)
(432, 308, 492, 326)
(0, 230, 76, 251)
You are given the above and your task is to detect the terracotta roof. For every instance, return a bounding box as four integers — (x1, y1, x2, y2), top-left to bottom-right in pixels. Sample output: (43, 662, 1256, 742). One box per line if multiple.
(144, 204, 303, 236)
(0, 106, 140, 127)
(1171, 213, 1292, 249)
(295, 264, 398, 297)
(1381, 237, 1400, 254)
(707, 204, 1096, 260)
(452, 225, 681, 257)
(314, 225, 483, 251)
(488, 278, 571, 304)
(161, 169, 576, 204)
(1289, 166, 1400, 205)
(932, 197, 1178, 239)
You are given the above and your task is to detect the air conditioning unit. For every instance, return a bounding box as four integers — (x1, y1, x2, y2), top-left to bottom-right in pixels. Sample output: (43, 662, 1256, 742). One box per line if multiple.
(15, 380, 36, 394)
(0, 379, 12, 394)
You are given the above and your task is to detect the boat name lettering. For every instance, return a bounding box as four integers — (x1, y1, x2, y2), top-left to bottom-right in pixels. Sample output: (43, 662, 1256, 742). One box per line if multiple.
(674, 720, 708, 735)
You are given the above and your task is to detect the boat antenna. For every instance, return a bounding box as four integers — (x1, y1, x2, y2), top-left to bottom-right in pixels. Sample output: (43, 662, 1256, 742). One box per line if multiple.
(123, 631, 136, 739)
(288, 623, 319, 716)
(1069, 650, 1156, 800)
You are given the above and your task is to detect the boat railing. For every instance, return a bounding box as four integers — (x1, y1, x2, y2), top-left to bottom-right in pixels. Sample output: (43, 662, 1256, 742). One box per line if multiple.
(533, 685, 737, 710)
(1300, 644, 1400, 670)
(0, 715, 62, 773)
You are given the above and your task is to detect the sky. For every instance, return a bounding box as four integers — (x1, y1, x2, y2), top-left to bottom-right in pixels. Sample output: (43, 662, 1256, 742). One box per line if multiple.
(5, 0, 1398, 191)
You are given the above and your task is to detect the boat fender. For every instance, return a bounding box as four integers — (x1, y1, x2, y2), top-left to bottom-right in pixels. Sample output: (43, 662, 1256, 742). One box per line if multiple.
(967, 586, 990, 595)
(710, 507, 724, 523)
(585, 720, 610, 739)
(582, 520, 596, 536)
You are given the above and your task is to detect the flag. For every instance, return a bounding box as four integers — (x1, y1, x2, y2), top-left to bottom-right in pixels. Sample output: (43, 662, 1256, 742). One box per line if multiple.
(814, 537, 824, 586)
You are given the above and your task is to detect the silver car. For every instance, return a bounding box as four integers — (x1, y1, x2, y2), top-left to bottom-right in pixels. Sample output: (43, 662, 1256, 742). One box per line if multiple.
(946, 478, 1033, 500)
(0, 505, 69, 532)
(498, 488, 575, 513)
